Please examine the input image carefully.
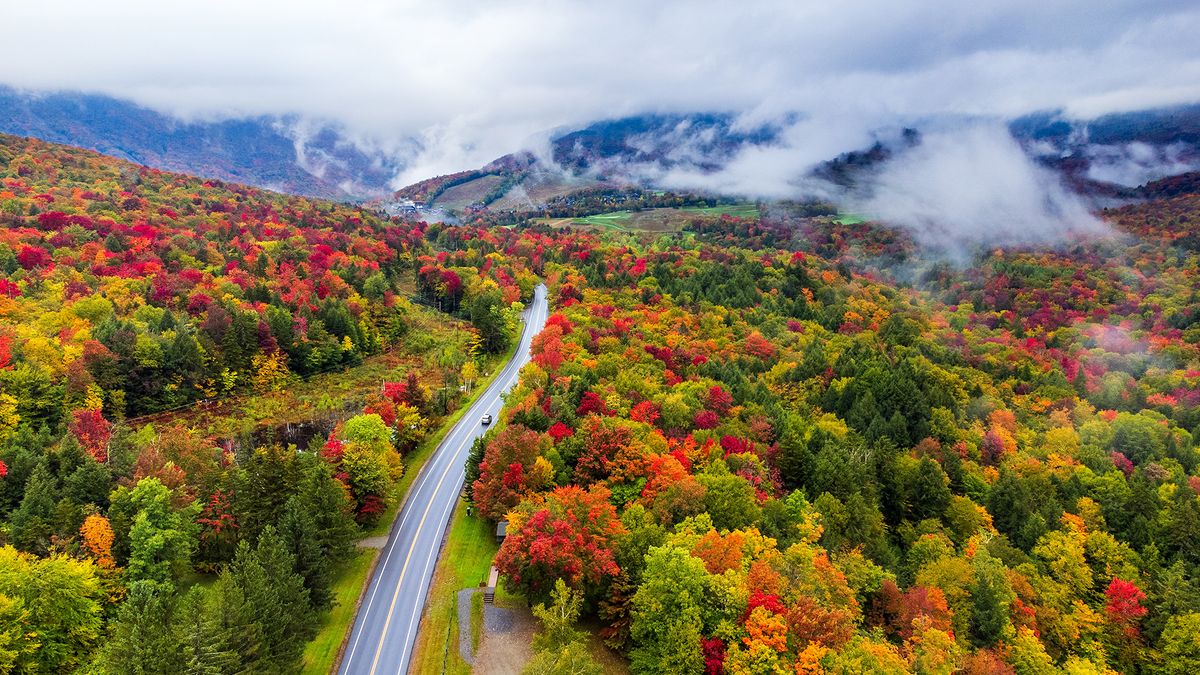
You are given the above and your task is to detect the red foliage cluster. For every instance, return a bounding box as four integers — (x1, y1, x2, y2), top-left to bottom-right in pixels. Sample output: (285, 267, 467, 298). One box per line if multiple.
(701, 636, 726, 674)
(494, 485, 625, 597)
(69, 408, 112, 463)
(17, 245, 52, 270)
(576, 391, 612, 417)
(1105, 577, 1148, 636)
(547, 421, 574, 442)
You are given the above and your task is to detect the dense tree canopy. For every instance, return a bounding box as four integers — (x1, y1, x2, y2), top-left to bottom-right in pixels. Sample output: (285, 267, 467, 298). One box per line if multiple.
(465, 189, 1200, 672)
(3, 132, 1200, 673)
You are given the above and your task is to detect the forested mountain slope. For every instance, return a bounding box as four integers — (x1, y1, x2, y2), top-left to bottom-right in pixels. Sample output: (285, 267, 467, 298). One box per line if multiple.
(0, 134, 570, 672)
(1, 131, 1199, 673)
(468, 195, 1200, 671)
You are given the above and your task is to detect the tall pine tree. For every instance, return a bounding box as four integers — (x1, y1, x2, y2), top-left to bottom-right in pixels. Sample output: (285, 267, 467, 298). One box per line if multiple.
(226, 527, 316, 670)
(97, 581, 186, 675)
(278, 496, 332, 610)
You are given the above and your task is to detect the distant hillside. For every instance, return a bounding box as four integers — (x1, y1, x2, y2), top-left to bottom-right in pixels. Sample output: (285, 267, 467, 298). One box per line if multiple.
(391, 112, 786, 213)
(549, 112, 787, 174)
(6, 87, 1196, 210)
(1010, 104, 1200, 147)
(392, 107, 1200, 217)
(1010, 104, 1200, 193)
(0, 87, 407, 200)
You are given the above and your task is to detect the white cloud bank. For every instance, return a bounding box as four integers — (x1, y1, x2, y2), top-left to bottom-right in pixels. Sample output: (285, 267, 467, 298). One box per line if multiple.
(3, 1, 1199, 175)
(1085, 142, 1200, 187)
(856, 124, 1107, 250)
(2, 0, 1199, 245)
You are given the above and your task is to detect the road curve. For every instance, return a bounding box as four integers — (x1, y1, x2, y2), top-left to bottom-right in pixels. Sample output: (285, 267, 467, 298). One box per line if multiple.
(339, 284, 549, 675)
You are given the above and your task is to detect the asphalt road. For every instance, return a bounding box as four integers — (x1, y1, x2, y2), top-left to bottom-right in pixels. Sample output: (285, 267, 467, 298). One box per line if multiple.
(339, 284, 549, 675)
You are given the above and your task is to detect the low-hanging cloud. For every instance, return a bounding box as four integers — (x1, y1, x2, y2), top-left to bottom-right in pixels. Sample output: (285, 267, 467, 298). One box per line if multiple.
(634, 119, 1111, 255)
(1084, 142, 1200, 187)
(1, 0, 1200, 244)
(853, 124, 1109, 251)
(3, 1, 1200, 173)
(644, 112, 881, 198)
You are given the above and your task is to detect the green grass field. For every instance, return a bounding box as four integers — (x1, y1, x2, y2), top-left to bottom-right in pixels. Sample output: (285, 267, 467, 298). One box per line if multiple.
(833, 212, 867, 224)
(536, 203, 760, 232)
(683, 203, 762, 219)
(569, 211, 634, 230)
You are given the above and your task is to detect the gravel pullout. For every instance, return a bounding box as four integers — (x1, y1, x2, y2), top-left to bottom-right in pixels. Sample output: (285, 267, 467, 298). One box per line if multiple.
(457, 588, 479, 664)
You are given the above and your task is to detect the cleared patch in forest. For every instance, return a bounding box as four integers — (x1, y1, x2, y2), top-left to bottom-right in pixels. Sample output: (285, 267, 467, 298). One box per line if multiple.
(429, 174, 508, 211)
(489, 174, 611, 210)
(535, 203, 760, 232)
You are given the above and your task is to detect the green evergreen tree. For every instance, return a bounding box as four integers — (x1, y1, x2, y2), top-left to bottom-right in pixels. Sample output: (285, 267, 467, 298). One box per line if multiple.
(227, 527, 316, 670)
(210, 568, 265, 672)
(63, 458, 112, 509)
(10, 462, 57, 554)
(969, 553, 1012, 648)
(0, 243, 17, 274)
(1165, 492, 1200, 567)
(165, 329, 206, 394)
(221, 310, 260, 377)
(235, 444, 300, 541)
(988, 470, 1037, 550)
(296, 455, 358, 564)
(909, 457, 952, 522)
(1146, 560, 1200, 640)
(278, 496, 332, 610)
(266, 305, 296, 354)
(776, 414, 813, 491)
(464, 434, 488, 503)
(97, 581, 186, 675)
(176, 587, 239, 675)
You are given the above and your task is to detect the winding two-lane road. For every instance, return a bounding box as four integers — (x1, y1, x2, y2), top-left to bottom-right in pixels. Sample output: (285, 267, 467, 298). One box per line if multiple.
(339, 284, 548, 675)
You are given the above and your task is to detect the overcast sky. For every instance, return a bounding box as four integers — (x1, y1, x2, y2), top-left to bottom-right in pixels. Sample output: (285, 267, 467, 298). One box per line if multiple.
(3, 0, 1200, 182)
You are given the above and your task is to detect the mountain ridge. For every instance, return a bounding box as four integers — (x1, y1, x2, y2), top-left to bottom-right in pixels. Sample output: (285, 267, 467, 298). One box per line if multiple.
(0, 86, 408, 201)
(3, 86, 1199, 212)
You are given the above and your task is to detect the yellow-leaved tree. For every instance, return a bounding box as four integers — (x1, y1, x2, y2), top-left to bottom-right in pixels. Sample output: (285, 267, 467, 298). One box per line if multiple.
(80, 514, 115, 568)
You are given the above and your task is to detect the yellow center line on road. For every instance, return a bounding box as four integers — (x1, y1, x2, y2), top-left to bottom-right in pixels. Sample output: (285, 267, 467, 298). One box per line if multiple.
(344, 418, 469, 668)
(388, 367, 530, 667)
(366, 428, 478, 675)
(395, 470, 464, 673)
(356, 290, 544, 674)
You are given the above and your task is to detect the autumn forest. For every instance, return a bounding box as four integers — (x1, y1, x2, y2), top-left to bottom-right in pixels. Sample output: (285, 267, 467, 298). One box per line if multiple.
(1, 129, 1199, 675)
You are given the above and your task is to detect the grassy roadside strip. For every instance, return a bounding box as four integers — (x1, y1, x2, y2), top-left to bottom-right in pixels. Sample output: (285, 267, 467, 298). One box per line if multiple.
(408, 499, 500, 674)
(300, 337, 522, 675)
(300, 548, 378, 674)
